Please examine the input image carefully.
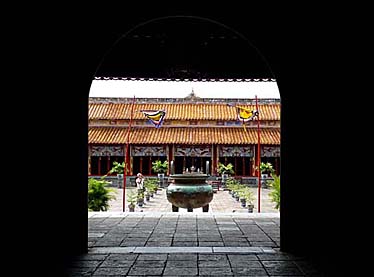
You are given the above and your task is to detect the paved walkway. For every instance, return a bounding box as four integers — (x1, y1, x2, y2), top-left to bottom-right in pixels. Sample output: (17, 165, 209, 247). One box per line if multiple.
(67, 187, 325, 275)
(108, 187, 279, 213)
(66, 213, 324, 276)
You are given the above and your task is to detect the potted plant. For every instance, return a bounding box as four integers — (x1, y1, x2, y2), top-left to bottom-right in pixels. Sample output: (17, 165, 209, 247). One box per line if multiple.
(127, 191, 138, 212)
(246, 190, 255, 212)
(108, 161, 128, 188)
(137, 190, 145, 207)
(238, 191, 246, 207)
(268, 174, 280, 211)
(217, 162, 235, 188)
(238, 188, 251, 208)
(152, 160, 168, 187)
(144, 190, 150, 201)
(144, 178, 158, 197)
(258, 162, 275, 177)
(247, 202, 255, 213)
(88, 177, 116, 211)
(152, 160, 168, 176)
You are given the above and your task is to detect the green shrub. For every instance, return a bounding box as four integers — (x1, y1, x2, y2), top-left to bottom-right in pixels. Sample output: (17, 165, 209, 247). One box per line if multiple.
(88, 178, 116, 211)
(268, 174, 280, 210)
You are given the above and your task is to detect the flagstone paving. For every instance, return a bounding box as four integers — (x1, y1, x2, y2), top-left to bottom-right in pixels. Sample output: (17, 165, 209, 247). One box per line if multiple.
(69, 186, 324, 275)
(67, 213, 324, 276)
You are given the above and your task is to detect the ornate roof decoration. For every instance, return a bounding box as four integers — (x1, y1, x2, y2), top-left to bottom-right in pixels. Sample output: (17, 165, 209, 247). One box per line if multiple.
(93, 76, 277, 82)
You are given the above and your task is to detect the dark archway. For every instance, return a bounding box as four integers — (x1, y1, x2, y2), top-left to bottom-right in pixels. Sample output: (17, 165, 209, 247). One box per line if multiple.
(31, 13, 359, 276)
(95, 16, 274, 79)
(90, 15, 280, 215)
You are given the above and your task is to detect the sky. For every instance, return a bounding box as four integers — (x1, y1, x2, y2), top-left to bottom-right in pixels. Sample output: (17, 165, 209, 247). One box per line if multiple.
(89, 80, 280, 99)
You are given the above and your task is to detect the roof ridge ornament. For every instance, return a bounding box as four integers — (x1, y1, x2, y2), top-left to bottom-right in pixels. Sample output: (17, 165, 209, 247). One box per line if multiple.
(93, 76, 277, 82)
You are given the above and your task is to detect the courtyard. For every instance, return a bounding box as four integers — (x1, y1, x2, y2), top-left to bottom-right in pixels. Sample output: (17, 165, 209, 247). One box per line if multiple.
(65, 212, 324, 276)
(107, 187, 279, 214)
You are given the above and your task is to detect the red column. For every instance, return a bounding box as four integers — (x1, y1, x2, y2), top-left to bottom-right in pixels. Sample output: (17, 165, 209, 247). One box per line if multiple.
(234, 157, 237, 177)
(98, 157, 101, 176)
(255, 95, 261, 213)
(275, 157, 279, 176)
(139, 157, 143, 174)
(168, 144, 173, 175)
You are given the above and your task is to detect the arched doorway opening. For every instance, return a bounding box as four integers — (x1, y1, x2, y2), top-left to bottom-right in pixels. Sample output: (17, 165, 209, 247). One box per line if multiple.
(89, 16, 280, 215)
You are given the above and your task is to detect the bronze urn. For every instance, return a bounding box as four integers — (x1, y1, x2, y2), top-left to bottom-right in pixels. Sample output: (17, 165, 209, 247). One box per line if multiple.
(166, 168, 213, 212)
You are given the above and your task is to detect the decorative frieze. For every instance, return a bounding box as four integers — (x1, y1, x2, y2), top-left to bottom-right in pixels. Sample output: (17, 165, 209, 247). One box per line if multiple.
(262, 146, 280, 157)
(219, 146, 254, 157)
(175, 146, 212, 157)
(131, 146, 166, 156)
(91, 145, 124, 156)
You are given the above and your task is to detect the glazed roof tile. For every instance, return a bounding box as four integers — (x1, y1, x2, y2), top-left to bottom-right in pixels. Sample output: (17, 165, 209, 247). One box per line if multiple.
(89, 103, 280, 121)
(89, 127, 280, 145)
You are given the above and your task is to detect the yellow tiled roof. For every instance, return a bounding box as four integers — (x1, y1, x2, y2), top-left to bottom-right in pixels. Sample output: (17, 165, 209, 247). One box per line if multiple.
(89, 103, 280, 121)
(89, 127, 280, 145)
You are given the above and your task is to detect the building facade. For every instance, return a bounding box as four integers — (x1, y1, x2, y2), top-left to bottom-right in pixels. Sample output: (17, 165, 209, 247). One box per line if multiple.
(88, 95, 280, 180)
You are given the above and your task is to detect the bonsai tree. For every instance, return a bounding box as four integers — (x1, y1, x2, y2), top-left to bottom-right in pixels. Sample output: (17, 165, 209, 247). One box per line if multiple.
(268, 174, 280, 210)
(151, 160, 168, 175)
(88, 177, 116, 211)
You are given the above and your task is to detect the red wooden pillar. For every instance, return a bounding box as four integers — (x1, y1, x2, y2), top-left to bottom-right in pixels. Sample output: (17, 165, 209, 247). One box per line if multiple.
(88, 156, 91, 175)
(168, 144, 173, 175)
(139, 157, 143, 174)
(211, 145, 216, 175)
(252, 145, 256, 177)
(148, 156, 152, 176)
(242, 157, 245, 176)
(98, 157, 101, 176)
(215, 145, 219, 175)
(88, 146, 91, 176)
(234, 157, 237, 177)
(130, 154, 133, 176)
(255, 95, 261, 213)
(275, 157, 279, 176)
(107, 156, 110, 174)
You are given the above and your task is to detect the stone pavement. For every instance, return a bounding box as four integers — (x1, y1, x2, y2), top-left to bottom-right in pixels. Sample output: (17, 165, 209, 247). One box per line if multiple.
(67, 213, 324, 276)
(108, 187, 279, 213)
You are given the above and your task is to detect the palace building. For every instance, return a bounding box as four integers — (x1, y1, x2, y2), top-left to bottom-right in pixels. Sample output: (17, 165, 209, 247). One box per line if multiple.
(88, 80, 280, 182)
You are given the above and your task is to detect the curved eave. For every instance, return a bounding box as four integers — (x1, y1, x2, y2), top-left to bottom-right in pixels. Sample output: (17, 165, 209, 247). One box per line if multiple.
(89, 127, 280, 145)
